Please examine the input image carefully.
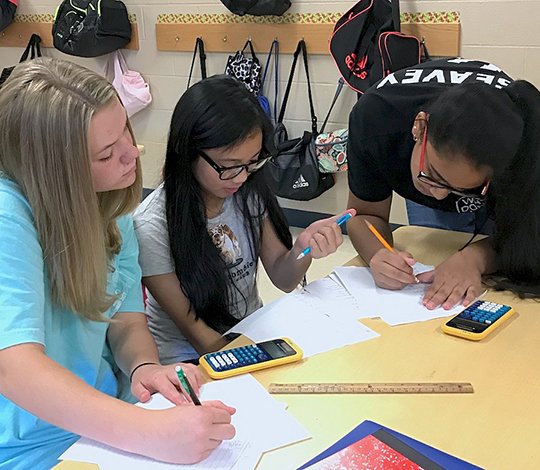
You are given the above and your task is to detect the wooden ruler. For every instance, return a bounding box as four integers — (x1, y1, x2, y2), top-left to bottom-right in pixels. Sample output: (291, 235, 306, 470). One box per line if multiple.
(268, 382, 474, 394)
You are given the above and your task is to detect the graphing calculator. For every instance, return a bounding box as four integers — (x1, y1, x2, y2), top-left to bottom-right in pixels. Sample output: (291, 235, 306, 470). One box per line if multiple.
(442, 300, 515, 341)
(199, 338, 303, 379)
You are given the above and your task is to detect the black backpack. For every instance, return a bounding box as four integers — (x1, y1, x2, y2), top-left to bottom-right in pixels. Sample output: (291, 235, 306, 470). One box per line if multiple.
(220, 0, 291, 16)
(0, 0, 16, 33)
(330, 0, 421, 94)
(52, 0, 131, 57)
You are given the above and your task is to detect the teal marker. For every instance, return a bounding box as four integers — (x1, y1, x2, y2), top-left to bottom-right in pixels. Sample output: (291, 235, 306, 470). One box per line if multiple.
(175, 366, 201, 405)
(296, 212, 353, 260)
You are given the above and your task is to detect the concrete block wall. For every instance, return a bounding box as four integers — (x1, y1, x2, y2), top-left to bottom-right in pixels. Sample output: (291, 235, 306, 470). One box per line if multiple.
(3, 0, 540, 225)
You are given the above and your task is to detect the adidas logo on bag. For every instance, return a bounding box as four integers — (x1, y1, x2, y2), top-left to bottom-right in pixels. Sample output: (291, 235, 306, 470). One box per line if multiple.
(293, 174, 310, 189)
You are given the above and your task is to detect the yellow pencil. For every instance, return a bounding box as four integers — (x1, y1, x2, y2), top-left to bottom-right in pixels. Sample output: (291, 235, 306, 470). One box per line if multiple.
(364, 220, 395, 253)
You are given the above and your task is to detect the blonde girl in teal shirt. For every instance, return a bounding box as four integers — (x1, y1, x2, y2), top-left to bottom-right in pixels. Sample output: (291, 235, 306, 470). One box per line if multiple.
(0, 58, 235, 469)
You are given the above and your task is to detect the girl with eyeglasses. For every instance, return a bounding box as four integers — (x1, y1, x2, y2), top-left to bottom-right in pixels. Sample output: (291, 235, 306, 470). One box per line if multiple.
(134, 75, 353, 365)
(0, 58, 237, 468)
(345, 58, 540, 310)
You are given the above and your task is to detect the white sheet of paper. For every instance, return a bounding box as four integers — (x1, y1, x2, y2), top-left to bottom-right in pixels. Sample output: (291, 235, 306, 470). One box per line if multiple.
(301, 275, 369, 321)
(60, 436, 248, 470)
(333, 266, 463, 326)
(198, 375, 310, 452)
(60, 375, 310, 468)
(412, 262, 435, 276)
(227, 293, 379, 357)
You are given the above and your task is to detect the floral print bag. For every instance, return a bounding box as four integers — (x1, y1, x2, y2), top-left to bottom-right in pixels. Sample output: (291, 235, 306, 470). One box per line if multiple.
(316, 128, 348, 173)
(315, 78, 348, 173)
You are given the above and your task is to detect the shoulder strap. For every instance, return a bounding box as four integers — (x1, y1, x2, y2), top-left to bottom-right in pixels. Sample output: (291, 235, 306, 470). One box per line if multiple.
(320, 77, 345, 134)
(187, 37, 207, 89)
(277, 40, 317, 134)
(260, 39, 280, 121)
(392, 0, 401, 32)
(272, 40, 279, 122)
(30, 34, 42, 59)
(261, 39, 278, 86)
(19, 34, 40, 62)
(242, 39, 257, 59)
(421, 37, 431, 61)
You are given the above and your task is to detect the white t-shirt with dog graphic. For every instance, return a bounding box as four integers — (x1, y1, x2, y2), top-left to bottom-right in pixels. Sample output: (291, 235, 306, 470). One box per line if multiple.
(134, 184, 262, 364)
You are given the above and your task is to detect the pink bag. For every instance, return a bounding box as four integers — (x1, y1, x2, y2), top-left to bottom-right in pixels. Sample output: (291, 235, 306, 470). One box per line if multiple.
(107, 50, 152, 117)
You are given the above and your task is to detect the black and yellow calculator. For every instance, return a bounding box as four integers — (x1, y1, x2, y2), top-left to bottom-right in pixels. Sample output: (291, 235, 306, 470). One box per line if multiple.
(442, 300, 515, 341)
(200, 337, 303, 379)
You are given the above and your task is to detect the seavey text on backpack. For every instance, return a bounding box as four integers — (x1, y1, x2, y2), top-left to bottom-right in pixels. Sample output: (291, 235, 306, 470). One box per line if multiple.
(330, 0, 421, 94)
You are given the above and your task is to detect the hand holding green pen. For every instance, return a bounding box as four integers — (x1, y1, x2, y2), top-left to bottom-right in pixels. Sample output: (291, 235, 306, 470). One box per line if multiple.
(175, 366, 201, 405)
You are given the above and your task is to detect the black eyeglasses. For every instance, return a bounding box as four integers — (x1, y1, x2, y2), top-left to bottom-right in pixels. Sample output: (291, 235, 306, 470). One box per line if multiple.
(417, 125, 490, 199)
(198, 149, 272, 180)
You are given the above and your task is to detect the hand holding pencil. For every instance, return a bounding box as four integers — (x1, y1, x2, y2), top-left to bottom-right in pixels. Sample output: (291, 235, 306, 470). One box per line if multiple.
(364, 219, 419, 290)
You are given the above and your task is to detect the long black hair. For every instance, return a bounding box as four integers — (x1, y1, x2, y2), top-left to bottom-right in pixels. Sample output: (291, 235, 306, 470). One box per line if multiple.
(163, 75, 292, 331)
(425, 81, 540, 297)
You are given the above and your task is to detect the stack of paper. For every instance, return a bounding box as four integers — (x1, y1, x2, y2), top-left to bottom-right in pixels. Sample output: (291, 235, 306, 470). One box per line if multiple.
(227, 281, 379, 358)
(60, 375, 310, 470)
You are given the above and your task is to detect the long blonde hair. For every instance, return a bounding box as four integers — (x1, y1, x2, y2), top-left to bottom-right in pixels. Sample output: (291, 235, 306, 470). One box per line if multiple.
(0, 57, 142, 321)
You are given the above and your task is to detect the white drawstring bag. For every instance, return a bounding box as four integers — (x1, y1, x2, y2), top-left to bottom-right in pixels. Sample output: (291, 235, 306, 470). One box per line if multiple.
(106, 50, 152, 117)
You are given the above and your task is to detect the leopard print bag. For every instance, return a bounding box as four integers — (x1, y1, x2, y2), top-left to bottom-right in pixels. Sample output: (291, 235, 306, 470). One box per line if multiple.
(225, 39, 262, 95)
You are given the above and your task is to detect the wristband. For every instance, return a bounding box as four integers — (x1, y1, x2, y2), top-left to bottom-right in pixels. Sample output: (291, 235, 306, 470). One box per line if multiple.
(129, 362, 158, 382)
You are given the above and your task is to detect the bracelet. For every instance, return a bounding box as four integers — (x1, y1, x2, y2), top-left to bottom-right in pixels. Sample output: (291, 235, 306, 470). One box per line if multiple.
(129, 362, 158, 383)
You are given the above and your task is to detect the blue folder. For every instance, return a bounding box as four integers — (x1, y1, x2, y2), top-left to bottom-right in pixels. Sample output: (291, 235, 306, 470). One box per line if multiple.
(297, 420, 483, 470)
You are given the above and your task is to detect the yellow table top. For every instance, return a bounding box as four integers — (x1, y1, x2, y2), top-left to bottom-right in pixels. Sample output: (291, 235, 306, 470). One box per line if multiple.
(57, 226, 540, 470)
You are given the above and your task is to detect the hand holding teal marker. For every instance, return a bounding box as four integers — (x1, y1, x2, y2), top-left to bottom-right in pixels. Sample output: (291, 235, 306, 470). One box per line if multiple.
(296, 212, 353, 260)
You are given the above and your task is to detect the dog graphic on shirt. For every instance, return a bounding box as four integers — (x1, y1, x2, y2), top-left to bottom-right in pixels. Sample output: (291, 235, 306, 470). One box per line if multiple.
(208, 223, 242, 266)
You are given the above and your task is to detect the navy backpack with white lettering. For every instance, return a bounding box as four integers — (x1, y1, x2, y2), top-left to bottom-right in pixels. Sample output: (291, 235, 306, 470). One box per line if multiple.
(330, 0, 421, 94)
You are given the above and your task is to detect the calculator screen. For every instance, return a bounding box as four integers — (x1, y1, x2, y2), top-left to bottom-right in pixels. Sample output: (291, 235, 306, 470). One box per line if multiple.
(258, 339, 297, 359)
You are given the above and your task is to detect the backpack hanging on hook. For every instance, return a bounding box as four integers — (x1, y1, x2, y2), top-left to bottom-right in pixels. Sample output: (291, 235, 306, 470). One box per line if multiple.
(52, 0, 131, 57)
(330, 0, 421, 94)
(224, 39, 262, 95)
(265, 40, 335, 201)
(0, 0, 17, 33)
(220, 0, 291, 16)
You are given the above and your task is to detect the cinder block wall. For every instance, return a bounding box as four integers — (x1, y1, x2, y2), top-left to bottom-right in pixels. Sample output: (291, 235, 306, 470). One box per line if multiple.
(3, 0, 539, 225)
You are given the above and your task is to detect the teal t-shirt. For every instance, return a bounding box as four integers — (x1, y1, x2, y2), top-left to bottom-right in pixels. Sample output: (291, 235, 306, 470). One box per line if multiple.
(0, 176, 145, 469)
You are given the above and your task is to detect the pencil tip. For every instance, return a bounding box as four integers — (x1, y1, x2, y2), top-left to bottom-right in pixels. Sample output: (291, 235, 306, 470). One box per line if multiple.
(296, 253, 305, 260)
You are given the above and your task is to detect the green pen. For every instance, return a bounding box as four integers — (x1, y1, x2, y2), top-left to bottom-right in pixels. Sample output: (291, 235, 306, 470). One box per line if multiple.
(175, 366, 201, 405)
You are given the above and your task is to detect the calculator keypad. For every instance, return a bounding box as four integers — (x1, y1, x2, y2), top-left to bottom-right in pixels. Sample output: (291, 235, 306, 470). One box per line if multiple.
(205, 345, 271, 372)
(458, 300, 510, 325)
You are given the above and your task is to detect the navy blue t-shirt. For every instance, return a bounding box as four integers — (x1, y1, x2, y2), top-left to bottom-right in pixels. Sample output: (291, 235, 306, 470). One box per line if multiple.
(347, 58, 513, 214)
